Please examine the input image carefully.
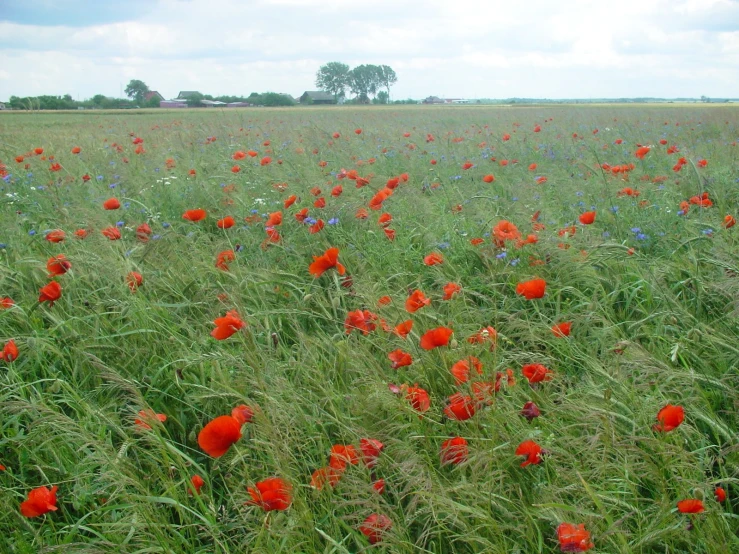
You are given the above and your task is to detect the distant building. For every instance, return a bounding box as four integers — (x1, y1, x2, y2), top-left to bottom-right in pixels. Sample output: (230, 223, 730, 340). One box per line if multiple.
(160, 100, 188, 108)
(423, 96, 444, 104)
(176, 91, 202, 99)
(200, 99, 227, 107)
(0, 102, 5, 110)
(300, 91, 336, 104)
(144, 91, 165, 102)
(226, 102, 252, 108)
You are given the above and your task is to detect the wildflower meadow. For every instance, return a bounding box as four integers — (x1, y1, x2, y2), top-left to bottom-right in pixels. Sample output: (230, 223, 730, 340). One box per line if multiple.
(0, 105, 737, 553)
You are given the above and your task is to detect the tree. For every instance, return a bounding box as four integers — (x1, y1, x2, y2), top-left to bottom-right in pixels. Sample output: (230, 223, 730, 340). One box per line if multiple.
(373, 91, 389, 105)
(316, 62, 350, 101)
(124, 80, 149, 104)
(376, 65, 397, 99)
(349, 64, 381, 104)
(185, 92, 204, 107)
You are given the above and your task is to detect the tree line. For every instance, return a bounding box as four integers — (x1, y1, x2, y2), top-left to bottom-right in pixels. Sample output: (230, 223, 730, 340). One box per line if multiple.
(316, 62, 397, 104)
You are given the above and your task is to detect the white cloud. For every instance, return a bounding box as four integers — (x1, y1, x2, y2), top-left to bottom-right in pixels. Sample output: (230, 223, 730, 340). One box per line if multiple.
(0, 0, 738, 100)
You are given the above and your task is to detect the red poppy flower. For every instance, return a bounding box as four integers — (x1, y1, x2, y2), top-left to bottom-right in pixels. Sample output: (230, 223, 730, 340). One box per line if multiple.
(231, 165, 241, 173)
(556, 522, 594, 552)
(482, 174, 495, 183)
(211, 310, 245, 340)
(521, 401, 541, 422)
(309, 219, 325, 233)
(231, 404, 254, 424)
(403, 384, 430, 412)
(443, 282, 461, 300)
(440, 436, 468, 465)
(20, 485, 59, 518)
(378, 295, 392, 306)
(198, 415, 242, 457)
(354, 128, 362, 135)
(103, 198, 120, 210)
(232, 151, 246, 160)
(715, 487, 726, 502)
(331, 185, 343, 197)
(45, 229, 66, 243)
(360, 513, 392, 544)
(189, 475, 205, 495)
(329, 444, 359, 470)
(579, 211, 596, 225)
(378, 213, 392, 227)
(723, 215, 736, 229)
(416, 327, 452, 351)
(217, 216, 235, 229)
(635, 146, 651, 159)
(182, 209, 207, 222)
(522, 363, 553, 384)
(388, 349, 412, 369)
(392, 319, 413, 338)
(344, 309, 377, 335)
(461, 161, 474, 170)
(247, 477, 292, 511)
(313, 197, 326, 209)
(493, 220, 521, 245)
(450, 357, 482, 385)
(515, 439, 544, 467)
(136, 223, 152, 242)
(360, 438, 384, 468)
(215, 250, 235, 271)
(355, 208, 369, 219)
(134, 410, 167, 430)
(309, 247, 346, 278)
(516, 278, 546, 299)
(405, 290, 430, 313)
(47, 255, 71, 276)
(372, 478, 385, 494)
(653, 404, 684, 432)
(265, 211, 282, 227)
(423, 252, 444, 266)
(444, 393, 477, 420)
(1, 297, 14, 309)
(677, 499, 704, 514)
(127, 271, 143, 292)
(310, 466, 343, 490)
(283, 195, 298, 208)
(39, 281, 62, 306)
(1, 339, 18, 362)
(101, 227, 121, 240)
(551, 322, 572, 337)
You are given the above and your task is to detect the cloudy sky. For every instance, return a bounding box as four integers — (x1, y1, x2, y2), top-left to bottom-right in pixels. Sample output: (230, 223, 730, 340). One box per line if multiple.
(1, 0, 738, 101)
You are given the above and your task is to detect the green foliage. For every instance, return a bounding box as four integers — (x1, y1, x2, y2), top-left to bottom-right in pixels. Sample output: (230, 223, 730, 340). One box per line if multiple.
(124, 79, 150, 104)
(185, 92, 205, 107)
(315, 61, 351, 101)
(373, 91, 389, 104)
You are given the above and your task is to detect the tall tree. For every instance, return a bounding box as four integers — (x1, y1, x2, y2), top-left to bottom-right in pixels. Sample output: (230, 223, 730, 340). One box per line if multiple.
(376, 65, 398, 99)
(124, 79, 149, 104)
(315, 62, 350, 101)
(349, 64, 381, 104)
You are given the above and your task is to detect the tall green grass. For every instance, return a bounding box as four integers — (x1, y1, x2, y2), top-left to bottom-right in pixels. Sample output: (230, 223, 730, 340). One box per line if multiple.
(0, 106, 737, 553)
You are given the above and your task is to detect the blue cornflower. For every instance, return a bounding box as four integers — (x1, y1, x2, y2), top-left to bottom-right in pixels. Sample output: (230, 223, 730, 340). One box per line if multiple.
(29, 230, 37, 236)
(631, 227, 641, 233)
(162, 222, 171, 229)
(496, 251, 507, 259)
(152, 234, 161, 240)
(509, 258, 520, 266)
(703, 228, 714, 236)
(96, 175, 104, 181)
(328, 218, 339, 225)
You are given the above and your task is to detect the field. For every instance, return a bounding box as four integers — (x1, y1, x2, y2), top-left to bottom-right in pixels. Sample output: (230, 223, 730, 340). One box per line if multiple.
(0, 105, 737, 553)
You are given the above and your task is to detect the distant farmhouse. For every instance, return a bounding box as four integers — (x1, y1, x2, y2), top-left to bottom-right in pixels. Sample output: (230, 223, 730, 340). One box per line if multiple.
(177, 91, 202, 100)
(423, 96, 467, 104)
(300, 91, 336, 104)
(0, 101, 6, 110)
(144, 91, 164, 102)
